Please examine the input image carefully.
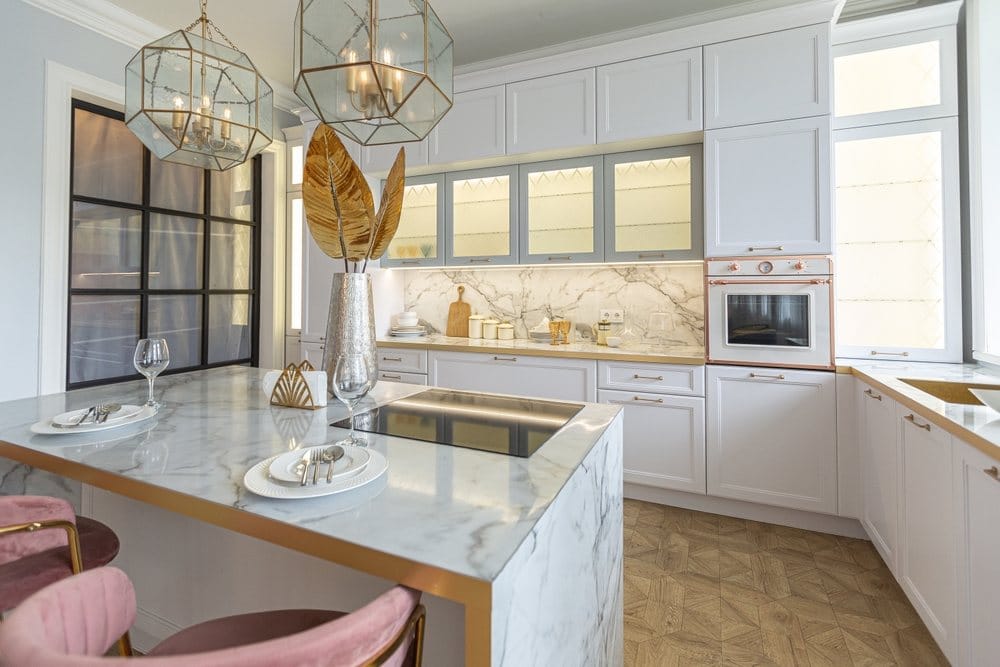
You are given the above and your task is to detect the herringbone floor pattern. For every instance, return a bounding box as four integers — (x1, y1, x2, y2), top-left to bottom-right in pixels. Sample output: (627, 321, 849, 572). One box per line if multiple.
(624, 499, 949, 666)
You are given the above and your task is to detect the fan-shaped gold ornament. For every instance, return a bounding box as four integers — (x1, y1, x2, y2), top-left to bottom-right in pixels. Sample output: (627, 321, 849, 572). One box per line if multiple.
(270, 361, 322, 410)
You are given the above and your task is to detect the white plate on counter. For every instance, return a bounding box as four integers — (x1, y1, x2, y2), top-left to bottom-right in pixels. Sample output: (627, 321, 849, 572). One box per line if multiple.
(267, 445, 371, 484)
(51, 404, 144, 427)
(31, 405, 157, 435)
(389, 331, 428, 338)
(244, 448, 388, 500)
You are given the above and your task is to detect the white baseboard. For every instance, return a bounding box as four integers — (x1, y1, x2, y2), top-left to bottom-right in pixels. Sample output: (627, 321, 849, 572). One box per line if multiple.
(130, 607, 182, 654)
(625, 484, 868, 539)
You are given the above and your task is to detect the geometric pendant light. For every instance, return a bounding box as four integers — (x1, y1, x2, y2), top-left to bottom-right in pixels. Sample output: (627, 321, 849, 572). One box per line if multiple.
(293, 0, 454, 146)
(125, 0, 273, 170)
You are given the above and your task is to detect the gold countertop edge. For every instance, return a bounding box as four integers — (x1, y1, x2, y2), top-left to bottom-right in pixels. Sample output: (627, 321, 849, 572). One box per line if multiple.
(0, 439, 493, 609)
(376, 339, 706, 366)
(848, 368, 1000, 464)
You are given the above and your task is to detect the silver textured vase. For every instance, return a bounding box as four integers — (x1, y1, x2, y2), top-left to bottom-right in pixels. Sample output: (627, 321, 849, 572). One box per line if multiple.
(321, 273, 378, 397)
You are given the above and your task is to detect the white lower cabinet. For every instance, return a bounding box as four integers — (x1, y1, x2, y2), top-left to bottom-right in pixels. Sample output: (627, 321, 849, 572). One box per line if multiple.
(599, 389, 705, 494)
(858, 384, 900, 572)
(954, 442, 1000, 667)
(897, 406, 956, 661)
(299, 340, 326, 369)
(706, 366, 837, 513)
(428, 351, 597, 402)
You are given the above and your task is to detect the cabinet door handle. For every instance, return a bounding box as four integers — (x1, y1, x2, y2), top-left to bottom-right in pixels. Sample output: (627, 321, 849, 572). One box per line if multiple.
(547, 255, 573, 261)
(381, 373, 402, 380)
(904, 414, 932, 431)
(637, 252, 666, 259)
(469, 258, 492, 263)
(984, 466, 1000, 482)
(633, 374, 664, 381)
(864, 389, 883, 401)
(494, 356, 517, 362)
(381, 356, 403, 362)
(749, 373, 785, 380)
(747, 245, 784, 252)
(870, 350, 910, 357)
(632, 396, 664, 403)
(401, 260, 421, 265)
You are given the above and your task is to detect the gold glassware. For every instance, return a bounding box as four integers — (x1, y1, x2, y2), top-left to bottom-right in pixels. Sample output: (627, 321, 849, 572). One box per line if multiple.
(559, 319, 571, 344)
(548, 320, 562, 346)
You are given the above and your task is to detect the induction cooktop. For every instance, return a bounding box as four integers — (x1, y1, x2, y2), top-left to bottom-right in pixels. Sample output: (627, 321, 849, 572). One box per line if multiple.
(330, 388, 584, 457)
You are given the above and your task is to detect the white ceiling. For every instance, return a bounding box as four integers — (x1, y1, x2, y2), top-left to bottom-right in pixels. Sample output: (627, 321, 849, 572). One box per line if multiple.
(105, 0, 809, 91)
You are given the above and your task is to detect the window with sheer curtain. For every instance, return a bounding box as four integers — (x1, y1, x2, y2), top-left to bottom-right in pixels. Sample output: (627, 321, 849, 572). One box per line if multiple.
(68, 101, 260, 387)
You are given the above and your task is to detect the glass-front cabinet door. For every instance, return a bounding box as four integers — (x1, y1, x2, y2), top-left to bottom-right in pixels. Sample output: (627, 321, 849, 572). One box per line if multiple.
(518, 156, 604, 264)
(381, 174, 445, 267)
(445, 166, 518, 266)
(604, 146, 703, 262)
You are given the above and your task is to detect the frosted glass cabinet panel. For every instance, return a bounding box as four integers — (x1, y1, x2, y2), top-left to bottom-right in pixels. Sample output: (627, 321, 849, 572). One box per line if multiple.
(604, 146, 703, 262)
(446, 166, 518, 266)
(381, 174, 445, 267)
(518, 156, 604, 264)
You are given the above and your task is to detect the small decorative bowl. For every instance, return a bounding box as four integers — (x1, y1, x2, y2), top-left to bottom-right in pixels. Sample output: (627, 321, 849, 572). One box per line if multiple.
(606, 336, 622, 348)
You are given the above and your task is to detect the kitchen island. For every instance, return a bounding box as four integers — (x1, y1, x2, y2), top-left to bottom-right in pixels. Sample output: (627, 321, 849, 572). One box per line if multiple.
(0, 367, 624, 666)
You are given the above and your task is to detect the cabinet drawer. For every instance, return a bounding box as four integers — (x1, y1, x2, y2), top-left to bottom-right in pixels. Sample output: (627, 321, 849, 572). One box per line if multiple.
(377, 370, 427, 385)
(429, 351, 597, 402)
(598, 361, 705, 396)
(377, 347, 427, 374)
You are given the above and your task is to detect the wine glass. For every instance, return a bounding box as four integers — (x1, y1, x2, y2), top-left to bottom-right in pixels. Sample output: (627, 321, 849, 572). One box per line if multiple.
(332, 353, 376, 446)
(133, 339, 170, 409)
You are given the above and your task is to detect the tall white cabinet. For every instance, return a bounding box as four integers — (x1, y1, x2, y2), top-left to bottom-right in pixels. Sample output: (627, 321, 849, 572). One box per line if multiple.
(858, 384, 900, 571)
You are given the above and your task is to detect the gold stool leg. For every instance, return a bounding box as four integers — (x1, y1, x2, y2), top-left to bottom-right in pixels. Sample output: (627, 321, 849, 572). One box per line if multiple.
(116, 632, 133, 656)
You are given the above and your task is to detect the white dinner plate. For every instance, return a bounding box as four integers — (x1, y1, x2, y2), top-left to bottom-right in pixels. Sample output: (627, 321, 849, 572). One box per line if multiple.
(30, 405, 158, 435)
(389, 331, 427, 338)
(244, 449, 388, 499)
(51, 404, 144, 428)
(267, 445, 371, 484)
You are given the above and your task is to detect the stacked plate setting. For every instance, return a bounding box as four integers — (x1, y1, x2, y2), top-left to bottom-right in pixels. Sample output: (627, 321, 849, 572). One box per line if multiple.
(243, 444, 388, 499)
(389, 324, 427, 338)
(31, 404, 157, 435)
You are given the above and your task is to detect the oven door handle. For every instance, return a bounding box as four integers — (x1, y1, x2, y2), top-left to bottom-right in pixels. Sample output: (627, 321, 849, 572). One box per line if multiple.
(707, 279, 831, 286)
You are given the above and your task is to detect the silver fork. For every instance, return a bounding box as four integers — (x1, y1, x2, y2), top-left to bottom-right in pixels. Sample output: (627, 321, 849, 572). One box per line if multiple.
(310, 448, 322, 485)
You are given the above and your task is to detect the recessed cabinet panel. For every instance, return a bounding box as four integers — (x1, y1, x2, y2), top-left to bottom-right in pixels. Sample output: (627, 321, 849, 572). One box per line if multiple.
(429, 351, 597, 402)
(597, 48, 703, 143)
(705, 116, 832, 257)
(519, 156, 604, 264)
(429, 86, 506, 165)
(605, 146, 703, 262)
(705, 23, 831, 129)
(446, 166, 518, 266)
(381, 174, 444, 267)
(859, 383, 900, 572)
(506, 69, 596, 155)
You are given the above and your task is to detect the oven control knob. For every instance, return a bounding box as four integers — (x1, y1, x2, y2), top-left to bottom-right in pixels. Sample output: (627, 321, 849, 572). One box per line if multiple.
(794, 260, 808, 271)
(728, 262, 741, 272)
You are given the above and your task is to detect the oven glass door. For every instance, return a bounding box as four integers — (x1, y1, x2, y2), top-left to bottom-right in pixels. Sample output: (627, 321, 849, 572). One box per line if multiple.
(726, 294, 810, 348)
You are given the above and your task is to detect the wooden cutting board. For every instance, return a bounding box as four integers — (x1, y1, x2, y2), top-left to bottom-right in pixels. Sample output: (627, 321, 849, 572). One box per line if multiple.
(446, 286, 472, 337)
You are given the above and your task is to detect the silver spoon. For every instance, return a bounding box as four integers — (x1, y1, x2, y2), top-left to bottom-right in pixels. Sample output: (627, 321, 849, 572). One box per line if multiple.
(323, 446, 346, 483)
(98, 403, 122, 424)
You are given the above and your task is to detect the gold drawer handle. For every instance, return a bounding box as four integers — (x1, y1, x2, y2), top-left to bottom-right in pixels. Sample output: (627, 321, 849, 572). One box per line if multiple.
(633, 374, 664, 381)
(381, 356, 403, 362)
(864, 389, 883, 401)
(985, 466, 1000, 482)
(870, 350, 910, 357)
(547, 255, 573, 261)
(469, 258, 493, 263)
(747, 245, 784, 252)
(381, 373, 402, 380)
(494, 356, 517, 362)
(632, 396, 664, 403)
(750, 373, 785, 380)
(904, 414, 931, 431)
(637, 252, 666, 259)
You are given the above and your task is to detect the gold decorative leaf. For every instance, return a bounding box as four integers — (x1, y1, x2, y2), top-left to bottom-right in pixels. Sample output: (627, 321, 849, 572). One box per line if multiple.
(302, 125, 375, 262)
(367, 148, 406, 260)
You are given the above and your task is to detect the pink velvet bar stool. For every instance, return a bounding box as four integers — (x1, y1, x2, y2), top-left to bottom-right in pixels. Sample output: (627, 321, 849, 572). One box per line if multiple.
(0, 566, 427, 666)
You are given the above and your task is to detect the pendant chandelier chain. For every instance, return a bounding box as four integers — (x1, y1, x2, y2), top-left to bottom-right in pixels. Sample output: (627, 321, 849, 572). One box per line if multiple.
(182, 0, 241, 51)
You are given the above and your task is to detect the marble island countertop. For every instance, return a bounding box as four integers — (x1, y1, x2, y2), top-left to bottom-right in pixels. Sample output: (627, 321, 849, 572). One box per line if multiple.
(0, 367, 622, 584)
(839, 358, 1000, 462)
(378, 333, 706, 365)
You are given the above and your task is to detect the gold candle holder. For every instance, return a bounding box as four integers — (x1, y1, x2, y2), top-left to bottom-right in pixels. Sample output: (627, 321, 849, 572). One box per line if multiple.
(559, 319, 571, 344)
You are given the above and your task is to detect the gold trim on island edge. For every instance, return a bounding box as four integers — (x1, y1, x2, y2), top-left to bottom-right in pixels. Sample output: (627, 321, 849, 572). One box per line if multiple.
(0, 440, 493, 666)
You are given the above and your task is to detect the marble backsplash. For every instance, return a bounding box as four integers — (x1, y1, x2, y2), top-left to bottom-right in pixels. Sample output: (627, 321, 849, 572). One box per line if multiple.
(402, 263, 705, 346)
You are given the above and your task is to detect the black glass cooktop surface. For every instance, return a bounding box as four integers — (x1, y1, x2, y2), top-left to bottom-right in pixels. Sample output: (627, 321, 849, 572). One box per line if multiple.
(331, 388, 584, 457)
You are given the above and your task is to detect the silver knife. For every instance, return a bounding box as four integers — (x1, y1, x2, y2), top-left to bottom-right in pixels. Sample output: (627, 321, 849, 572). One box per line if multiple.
(72, 407, 95, 427)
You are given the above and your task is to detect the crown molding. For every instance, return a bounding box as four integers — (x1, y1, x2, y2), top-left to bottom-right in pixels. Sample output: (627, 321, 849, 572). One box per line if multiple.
(838, 0, 918, 20)
(19, 0, 302, 113)
(833, 0, 961, 42)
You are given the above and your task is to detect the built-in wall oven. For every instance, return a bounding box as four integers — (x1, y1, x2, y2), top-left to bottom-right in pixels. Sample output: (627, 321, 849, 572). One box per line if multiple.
(706, 257, 834, 370)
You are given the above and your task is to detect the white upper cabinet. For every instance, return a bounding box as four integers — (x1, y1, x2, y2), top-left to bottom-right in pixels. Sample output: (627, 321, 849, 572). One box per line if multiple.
(361, 139, 429, 174)
(506, 69, 596, 155)
(705, 23, 831, 129)
(596, 48, 703, 143)
(428, 85, 506, 165)
(705, 115, 832, 257)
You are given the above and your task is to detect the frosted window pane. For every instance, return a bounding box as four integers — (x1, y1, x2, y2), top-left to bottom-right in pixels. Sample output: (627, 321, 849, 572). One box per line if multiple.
(452, 175, 510, 257)
(149, 295, 201, 368)
(389, 183, 437, 259)
(211, 161, 254, 220)
(70, 203, 142, 289)
(835, 131, 945, 350)
(835, 41, 941, 117)
(527, 167, 594, 254)
(208, 294, 251, 363)
(150, 159, 204, 213)
(149, 214, 203, 289)
(72, 108, 143, 204)
(614, 157, 691, 252)
(210, 222, 252, 289)
(290, 145, 304, 185)
(69, 295, 140, 384)
(290, 197, 303, 330)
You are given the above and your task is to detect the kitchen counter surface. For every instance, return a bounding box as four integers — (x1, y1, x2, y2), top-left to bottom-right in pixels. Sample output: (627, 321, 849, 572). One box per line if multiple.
(378, 334, 706, 365)
(839, 358, 1000, 462)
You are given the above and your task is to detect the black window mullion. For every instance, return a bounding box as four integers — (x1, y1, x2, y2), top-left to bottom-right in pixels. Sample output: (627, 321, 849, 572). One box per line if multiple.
(139, 146, 151, 341)
(250, 156, 262, 368)
(201, 167, 212, 366)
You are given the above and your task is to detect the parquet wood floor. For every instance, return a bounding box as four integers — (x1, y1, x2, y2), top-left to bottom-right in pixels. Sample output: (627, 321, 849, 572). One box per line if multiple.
(624, 499, 949, 666)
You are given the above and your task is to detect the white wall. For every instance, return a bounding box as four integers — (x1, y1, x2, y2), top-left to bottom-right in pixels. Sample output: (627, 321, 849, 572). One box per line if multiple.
(0, 2, 135, 401)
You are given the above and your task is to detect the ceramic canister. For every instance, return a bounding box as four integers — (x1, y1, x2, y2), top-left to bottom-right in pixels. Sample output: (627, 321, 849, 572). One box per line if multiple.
(468, 315, 485, 339)
(497, 323, 514, 340)
(482, 319, 500, 340)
